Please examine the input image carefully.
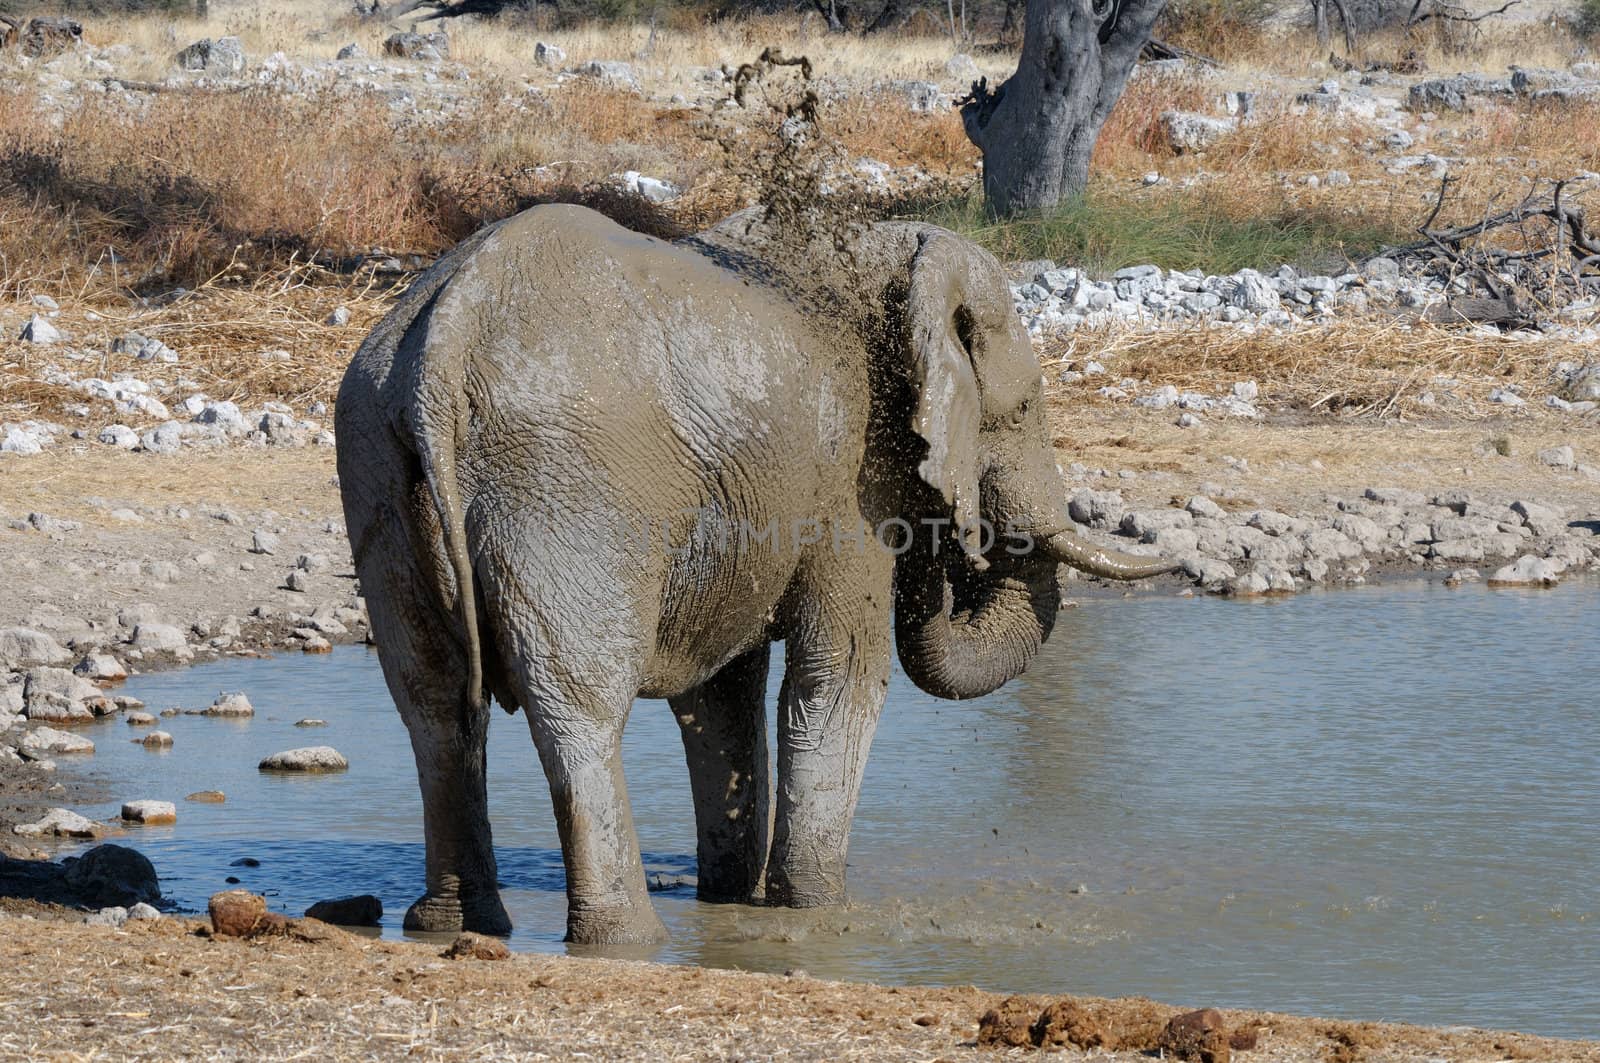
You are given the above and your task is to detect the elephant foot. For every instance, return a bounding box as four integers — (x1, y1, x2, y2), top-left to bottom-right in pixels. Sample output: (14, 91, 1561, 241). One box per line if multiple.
(694, 864, 764, 905)
(404, 891, 512, 936)
(565, 902, 668, 946)
(764, 868, 845, 909)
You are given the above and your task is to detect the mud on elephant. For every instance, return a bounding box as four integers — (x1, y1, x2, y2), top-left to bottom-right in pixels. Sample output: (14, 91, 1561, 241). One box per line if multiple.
(335, 204, 1173, 944)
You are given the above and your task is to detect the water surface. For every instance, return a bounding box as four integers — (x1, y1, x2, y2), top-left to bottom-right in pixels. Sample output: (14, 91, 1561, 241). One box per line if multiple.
(65, 579, 1600, 1038)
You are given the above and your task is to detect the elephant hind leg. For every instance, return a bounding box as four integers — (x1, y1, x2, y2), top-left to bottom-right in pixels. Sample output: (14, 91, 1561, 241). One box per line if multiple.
(474, 542, 667, 946)
(356, 501, 511, 937)
(670, 645, 772, 904)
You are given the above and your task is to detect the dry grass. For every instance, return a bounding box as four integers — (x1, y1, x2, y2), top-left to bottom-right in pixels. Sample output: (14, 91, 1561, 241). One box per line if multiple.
(1043, 316, 1585, 417)
(0, 912, 1590, 1061)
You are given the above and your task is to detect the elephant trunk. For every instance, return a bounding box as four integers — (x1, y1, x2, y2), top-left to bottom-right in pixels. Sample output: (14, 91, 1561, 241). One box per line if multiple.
(894, 550, 1059, 701)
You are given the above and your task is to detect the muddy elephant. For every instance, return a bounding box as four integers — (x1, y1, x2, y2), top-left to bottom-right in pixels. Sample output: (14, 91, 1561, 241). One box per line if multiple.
(335, 204, 1172, 944)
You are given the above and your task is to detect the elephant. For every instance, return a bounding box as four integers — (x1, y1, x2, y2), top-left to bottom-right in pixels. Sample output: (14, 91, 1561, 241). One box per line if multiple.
(335, 203, 1173, 945)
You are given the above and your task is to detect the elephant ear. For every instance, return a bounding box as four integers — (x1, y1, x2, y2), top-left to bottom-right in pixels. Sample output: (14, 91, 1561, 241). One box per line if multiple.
(905, 231, 995, 565)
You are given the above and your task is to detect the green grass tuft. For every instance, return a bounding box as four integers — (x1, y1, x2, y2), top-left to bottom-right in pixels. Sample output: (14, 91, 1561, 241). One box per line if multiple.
(916, 191, 1409, 278)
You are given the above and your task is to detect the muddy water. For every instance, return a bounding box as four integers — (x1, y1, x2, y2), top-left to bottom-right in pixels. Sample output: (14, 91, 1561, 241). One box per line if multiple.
(64, 580, 1599, 1038)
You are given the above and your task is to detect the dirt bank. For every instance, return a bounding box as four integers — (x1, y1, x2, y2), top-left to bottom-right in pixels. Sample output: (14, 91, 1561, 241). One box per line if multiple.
(0, 906, 1591, 1061)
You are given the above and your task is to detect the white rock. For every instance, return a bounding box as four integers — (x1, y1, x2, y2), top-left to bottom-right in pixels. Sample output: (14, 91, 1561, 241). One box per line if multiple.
(13, 808, 99, 837)
(19, 726, 95, 756)
(259, 746, 349, 772)
(19, 315, 63, 344)
(534, 41, 565, 67)
(98, 424, 139, 449)
(0, 628, 71, 665)
(130, 623, 188, 653)
(1537, 445, 1577, 470)
(121, 799, 177, 824)
(1, 427, 44, 455)
(203, 691, 254, 717)
(1488, 555, 1563, 586)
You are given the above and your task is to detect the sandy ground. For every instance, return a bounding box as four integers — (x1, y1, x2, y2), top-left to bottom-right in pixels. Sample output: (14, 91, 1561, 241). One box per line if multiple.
(0, 905, 1593, 1062)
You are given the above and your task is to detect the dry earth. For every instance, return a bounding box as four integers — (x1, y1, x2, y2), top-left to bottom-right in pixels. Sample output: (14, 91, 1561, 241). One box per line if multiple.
(0, 905, 1596, 1062)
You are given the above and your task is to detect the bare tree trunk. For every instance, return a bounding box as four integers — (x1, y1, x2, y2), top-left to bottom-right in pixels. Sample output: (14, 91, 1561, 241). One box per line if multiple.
(998, 0, 1023, 41)
(959, 0, 1166, 216)
(1311, 0, 1330, 49)
(863, 0, 903, 32)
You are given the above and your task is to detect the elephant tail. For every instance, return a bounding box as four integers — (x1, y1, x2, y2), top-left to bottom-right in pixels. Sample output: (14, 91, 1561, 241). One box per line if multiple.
(413, 360, 487, 715)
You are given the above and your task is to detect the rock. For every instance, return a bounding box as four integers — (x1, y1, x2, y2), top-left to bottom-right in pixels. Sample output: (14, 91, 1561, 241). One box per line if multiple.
(0, 628, 71, 666)
(1225, 571, 1271, 596)
(209, 889, 270, 937)
(140, 422, 184, 454)
(1365, 486, 1426, 507)
(259, 746, 348, 772)
(1408, 73, 1511, 111)
(1161, 111, 1236, 153)
(534, 41, 565, 67)
(98, 424, 140, 449)
(86, 906, 129, 927)
(24, 666, 106, 720)
(73, 654, 126, 681)
(131, 623, 188, 653)
(335, 42, 364, 60)
(1511, 500, 1565, 537)
(305, 894, 382, 926)
(1226, 271, 1279, 312)
(60, 845, 160, 906)
(573, 59, 638, 90)
(1488, 555, 1563, 586)
(889, 79, 942, 113)
(126, 711, 156, 726)
(294, 718, 327, 727)
(286, 570, 310, 592)
(1, 426, 44, 455)
(250, 529, 279, 555)
(20, 726, 94, 755)
(1160, 1008, 1231, 1062)
(615, 170, 678, 203)
(301, 635, 332, 653)
(441, 932, 510, 960)
(128, 902, 163, 921)
(176, 36, 246, 75)
(1537, 445, 1577, 470)
(382, 31, 449, 61)
(141, 730, 174, 748)
(203, 692, 254, 717)
(13, 808, 99, 838)
(19, 314, 63, 345)
(186, 790, 226, 803)
(121, 800, 177, 825)
(111, 332, 177, 363)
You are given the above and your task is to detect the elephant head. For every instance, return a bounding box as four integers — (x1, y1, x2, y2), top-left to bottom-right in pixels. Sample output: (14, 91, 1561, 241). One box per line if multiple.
(873, 227, 1174, 700)
(687, 213, 1174, 701)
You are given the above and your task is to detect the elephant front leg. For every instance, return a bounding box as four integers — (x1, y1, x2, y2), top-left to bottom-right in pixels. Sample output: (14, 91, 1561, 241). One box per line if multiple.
(671, 645, 772, 904)
(404, 712, 512, 936)
(767, 623, 891, 909)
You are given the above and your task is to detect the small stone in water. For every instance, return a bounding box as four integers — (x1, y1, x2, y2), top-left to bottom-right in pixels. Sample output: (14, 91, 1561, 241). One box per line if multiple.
(186, 790, 226, 803)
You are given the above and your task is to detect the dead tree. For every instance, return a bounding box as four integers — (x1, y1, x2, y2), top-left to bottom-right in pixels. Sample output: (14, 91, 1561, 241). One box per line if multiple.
(959, 0, 1165, 216)
(1386, 175, 1600, 328)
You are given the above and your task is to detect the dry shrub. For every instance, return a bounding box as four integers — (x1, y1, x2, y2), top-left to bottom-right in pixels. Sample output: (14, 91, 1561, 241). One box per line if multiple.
(1047, 317, 1583, 415)
(1093, 73, 1213, 171)
(1155, 0, 1277, 63)
(829, 95, 977, 175)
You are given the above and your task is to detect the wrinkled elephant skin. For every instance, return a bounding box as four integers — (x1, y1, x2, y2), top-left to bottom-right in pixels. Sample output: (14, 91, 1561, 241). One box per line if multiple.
(336, 204, 1168, 944)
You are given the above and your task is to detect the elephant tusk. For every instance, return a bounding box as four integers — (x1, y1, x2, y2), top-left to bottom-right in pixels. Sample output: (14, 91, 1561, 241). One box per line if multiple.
(1037, 527, 1181, 581)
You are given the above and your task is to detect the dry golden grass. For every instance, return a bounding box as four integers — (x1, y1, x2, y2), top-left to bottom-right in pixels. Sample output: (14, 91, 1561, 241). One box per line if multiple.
(1043, 316, 1586, 418)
